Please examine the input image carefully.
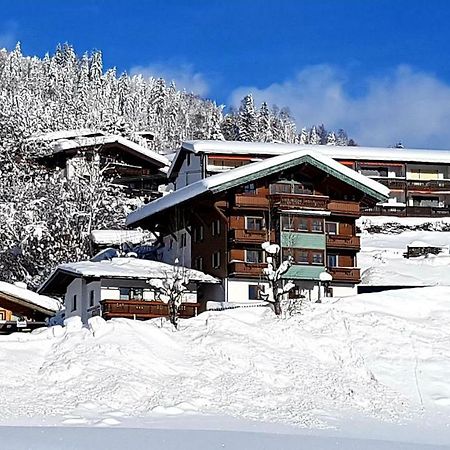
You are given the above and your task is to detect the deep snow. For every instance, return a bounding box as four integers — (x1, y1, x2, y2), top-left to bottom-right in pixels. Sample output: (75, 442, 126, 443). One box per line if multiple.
(1, 287, 450, 447)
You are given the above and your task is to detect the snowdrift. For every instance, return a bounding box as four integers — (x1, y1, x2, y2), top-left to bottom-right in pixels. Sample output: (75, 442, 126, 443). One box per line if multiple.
(1, 286, 449, 431)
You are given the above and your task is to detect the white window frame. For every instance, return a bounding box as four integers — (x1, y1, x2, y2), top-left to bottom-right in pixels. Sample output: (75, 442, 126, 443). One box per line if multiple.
(212, 251, 221, 269)
(212, 219, 221, 236)
(245, 216, 264, 231)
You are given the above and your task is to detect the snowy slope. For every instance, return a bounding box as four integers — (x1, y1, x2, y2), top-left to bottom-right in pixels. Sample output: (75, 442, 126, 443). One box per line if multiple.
(1, 288, 450, 439)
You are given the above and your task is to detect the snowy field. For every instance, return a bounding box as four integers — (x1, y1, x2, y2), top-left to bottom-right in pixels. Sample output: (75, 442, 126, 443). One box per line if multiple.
(2, 216, 450, 449)
(2, 287, 450, 448)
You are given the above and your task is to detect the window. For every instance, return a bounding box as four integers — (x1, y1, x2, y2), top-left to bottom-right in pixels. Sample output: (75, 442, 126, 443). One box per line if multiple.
(311, 219, 323, 233)
(195, 257, 203, 271)
(297, 218, 308, 231)
(297, 250, 309, 264)
(325, 222, 338, 235)
(246, 216, 264, 231)
(327, 253, 338, 267)
(243, 183, 256, 195)
(72, 294, 77, 311)
(89, 290, 95, 307)
(130, 288, 143, 300)
(311, 251, 324, 265)
(212, 252, 221, 269)
(248, 284, 260, 300)
(282, 216, 295, 231)
(193, 226, 204, 242)
(180, 233, 187, 248)
(246, 249, 263, 263)
(120, 288, 130, 300)
(212, 219, 221, 236)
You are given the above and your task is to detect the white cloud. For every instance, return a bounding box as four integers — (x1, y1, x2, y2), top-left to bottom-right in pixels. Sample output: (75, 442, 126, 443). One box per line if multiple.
(230, 65, 450, 149)
(0, 22, 17, 50)
(130, 62, 209, 97)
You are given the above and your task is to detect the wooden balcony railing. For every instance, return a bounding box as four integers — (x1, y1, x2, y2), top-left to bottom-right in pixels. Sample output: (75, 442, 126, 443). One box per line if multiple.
(327, 200, 360, 217)
(100, 300, 200, 320)
(326, 234, 360, 250)
(328, 267, 360, 283)
(229, 229, 275, 244)
(269, 193, 329, 210)
(363, 205, 450, 217)
(234, 194, 269, 209)
(228, 261, 267, 278)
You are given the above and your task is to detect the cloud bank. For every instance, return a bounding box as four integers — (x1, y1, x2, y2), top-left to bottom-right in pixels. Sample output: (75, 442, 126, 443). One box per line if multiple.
(230, 65, 450, 149)
(131, 62, 209, 97)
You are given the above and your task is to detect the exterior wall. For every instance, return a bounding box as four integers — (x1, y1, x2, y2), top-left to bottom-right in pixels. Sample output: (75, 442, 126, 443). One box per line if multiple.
(330, 283, 357, 297)
(174, 154, 203, 189)
(226, 279, 269, 303)
(64, 278, 85, 320)
(159, 228, 192, 267)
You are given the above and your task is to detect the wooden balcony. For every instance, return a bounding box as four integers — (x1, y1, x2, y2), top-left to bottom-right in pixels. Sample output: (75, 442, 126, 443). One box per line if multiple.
(327, 200, 360, 217)
(229, 229, 275, 244)
(406, 179, 450, 191)
(228, 261, 267, 278)
(326, 234, 360, 251)
(100, 300, 200, 320)
(269, 193, 329, 210)
(234, 194, 269, 209)
(328, 267, 360, 283)
(363, 205, 450, 217)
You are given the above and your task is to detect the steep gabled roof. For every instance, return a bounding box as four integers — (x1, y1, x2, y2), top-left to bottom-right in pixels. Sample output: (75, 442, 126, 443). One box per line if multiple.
(127, 149, 390, 227)
(168, 140, 450, 179)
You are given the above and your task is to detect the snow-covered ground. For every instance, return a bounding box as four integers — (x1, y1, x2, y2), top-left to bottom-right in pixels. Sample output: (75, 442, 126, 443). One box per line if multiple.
(2, 287, 450, 448)
(358, 216, 450, 286)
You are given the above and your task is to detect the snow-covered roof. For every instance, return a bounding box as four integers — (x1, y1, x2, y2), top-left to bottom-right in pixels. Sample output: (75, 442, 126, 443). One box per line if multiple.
(32, 131, 170, 170)
(168, 140, 450, 178)
(0, 281, 61, 315)
(50, 135, 170, 169)
(408, 240, 445, 248)
(29, 129, 106, 142)
(39, 258, 220, 295)
(90, 229, 151, 246)
(127, 149, 390, 227)
(182, 140, 450, 163)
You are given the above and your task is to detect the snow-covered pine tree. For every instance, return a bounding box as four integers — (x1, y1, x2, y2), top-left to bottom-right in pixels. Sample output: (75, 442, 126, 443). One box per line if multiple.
(336, 129, 349, 146)
(299, 127, 309, 145)
(257, 102, 273, 142)
(326, 131, 336, 145)
(237, 94, 258, 141)
(309, 125, 321, 145)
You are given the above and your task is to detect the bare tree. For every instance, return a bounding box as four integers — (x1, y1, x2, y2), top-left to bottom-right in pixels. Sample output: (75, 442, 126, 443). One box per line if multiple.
(148, 258, 189, 329)
(259, 242, 295, 316)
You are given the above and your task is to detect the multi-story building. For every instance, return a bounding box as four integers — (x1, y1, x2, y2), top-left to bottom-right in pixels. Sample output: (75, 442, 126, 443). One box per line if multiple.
(33, 129, 170, 199)
(168, 140, 450, 217)
(127, 149, 388, 304)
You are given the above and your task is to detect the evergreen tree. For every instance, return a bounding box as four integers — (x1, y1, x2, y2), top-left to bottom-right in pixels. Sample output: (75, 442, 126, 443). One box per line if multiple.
(309, 126, 320, 145)
(257, 102, 273, 142)
(299, 128, 309, 144)
(237, 94, 258, 141)
(326, 132, 336, 145)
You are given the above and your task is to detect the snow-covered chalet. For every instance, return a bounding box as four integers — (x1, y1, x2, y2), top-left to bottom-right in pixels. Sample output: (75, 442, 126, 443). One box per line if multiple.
(127, 146, 389, 303)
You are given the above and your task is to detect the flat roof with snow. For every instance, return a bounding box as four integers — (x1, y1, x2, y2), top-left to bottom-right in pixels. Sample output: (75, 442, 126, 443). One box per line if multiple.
(168, 140, 450, 179)
(128, 149, 390, 227)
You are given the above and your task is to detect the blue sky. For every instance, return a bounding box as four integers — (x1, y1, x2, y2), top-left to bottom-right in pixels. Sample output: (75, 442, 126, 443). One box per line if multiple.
(2, 0, 450, 148)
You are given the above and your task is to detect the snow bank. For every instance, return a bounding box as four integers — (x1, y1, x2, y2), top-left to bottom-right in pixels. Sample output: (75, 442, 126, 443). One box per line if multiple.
(1, 287, 449, 432)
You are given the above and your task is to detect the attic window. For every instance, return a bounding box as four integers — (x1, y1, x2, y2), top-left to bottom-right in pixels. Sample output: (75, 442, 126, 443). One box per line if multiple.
(243, 183, 256, 195)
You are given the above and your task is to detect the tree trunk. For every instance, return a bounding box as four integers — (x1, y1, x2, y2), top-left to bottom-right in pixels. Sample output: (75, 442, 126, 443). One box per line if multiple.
(273, 299, 282, 316)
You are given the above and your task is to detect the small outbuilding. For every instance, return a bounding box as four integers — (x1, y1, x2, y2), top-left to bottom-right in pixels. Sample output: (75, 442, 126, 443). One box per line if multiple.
(404, 241, 448, 259)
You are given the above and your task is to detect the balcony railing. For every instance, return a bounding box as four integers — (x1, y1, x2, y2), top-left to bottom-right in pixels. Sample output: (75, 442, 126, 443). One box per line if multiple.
(363, 205, 450, 217)
(269, 193, 329, 210)
(327, 200, 360, 216)
(228, 261, 267, 277)
(234, 194, 269, 209)
(100, 300, 200, 320)
(328, 267, 360, 283)
(326, 234, 360, 250)
(229, 229, 275, 244)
